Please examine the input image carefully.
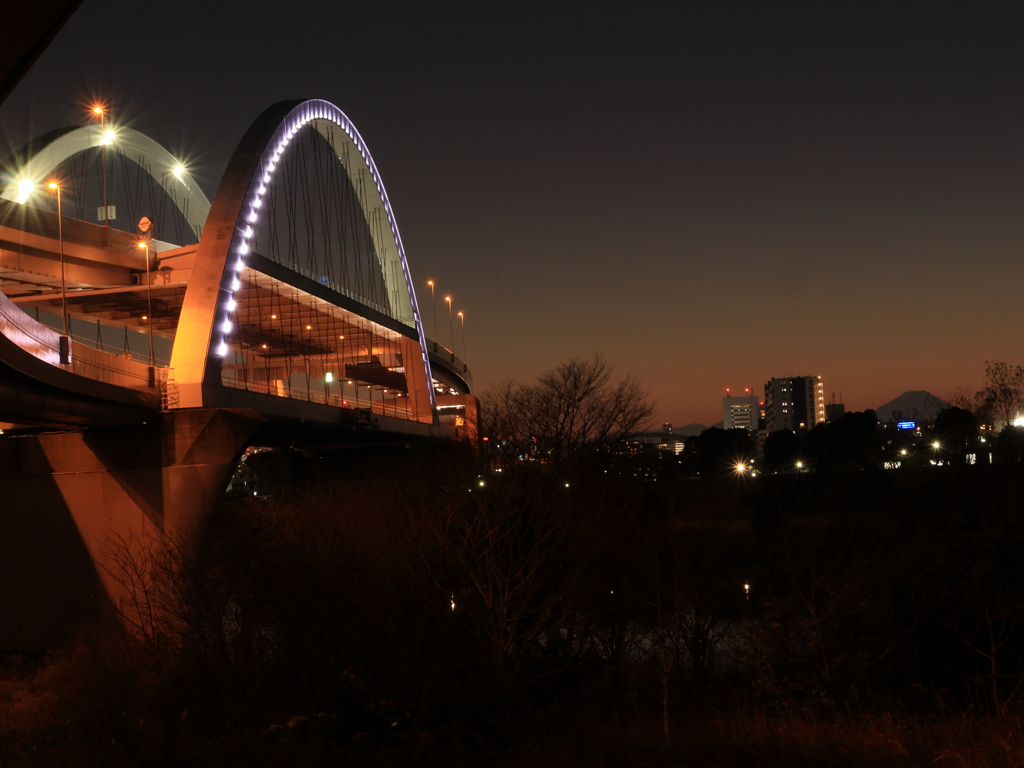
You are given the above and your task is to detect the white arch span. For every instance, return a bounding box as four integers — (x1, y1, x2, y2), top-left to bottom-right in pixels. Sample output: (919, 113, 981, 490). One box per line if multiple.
(171, 99, 436, 418)
(0, 125, 210, 238)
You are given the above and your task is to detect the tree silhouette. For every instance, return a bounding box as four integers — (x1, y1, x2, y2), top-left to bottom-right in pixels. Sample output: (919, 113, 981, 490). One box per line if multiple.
(762, 429, 803, 473)
(481, 354, 654, 473)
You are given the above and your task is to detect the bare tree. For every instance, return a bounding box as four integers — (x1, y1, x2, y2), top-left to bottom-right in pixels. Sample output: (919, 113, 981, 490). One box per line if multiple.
(947, 361, 1024, 430)
(981, 360, 1024, 430)
(481, 354, 654, 470)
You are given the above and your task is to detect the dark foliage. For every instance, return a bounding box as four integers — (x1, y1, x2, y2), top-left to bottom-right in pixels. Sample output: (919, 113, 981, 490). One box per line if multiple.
(6, 436, 1024, 765)
(762, 429, 804, 473)
(691, 427, 756, 477)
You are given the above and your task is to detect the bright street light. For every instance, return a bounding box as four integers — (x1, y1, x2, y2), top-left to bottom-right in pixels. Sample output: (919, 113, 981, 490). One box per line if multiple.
(457, 310, 466, 364)
(90, 105, 112, 225)
(445, 295, 453, 356)
(427, 279, 437, 350)
(16, 179, 34, 204)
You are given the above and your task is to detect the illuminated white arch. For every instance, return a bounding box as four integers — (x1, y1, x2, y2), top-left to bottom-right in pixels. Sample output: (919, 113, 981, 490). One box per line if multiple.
(0, 125, 210, 238)
(171, 99, 435, 415)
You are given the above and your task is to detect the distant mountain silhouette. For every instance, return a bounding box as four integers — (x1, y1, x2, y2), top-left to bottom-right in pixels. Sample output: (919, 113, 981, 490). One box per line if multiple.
(874, 391, 950, 423)
(680, 423, 707, 436)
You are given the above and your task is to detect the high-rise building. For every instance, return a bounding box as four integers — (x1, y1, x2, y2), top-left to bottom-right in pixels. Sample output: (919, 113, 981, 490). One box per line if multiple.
(723, 389, 760, 434)
(764, 376, 825, 434)
(825, 403, 845, 423)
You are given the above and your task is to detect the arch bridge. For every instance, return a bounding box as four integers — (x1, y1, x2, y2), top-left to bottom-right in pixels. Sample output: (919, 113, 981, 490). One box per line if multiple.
(0, 99, 476, 649)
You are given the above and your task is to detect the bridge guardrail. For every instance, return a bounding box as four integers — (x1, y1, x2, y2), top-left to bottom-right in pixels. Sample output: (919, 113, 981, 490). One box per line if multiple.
(2, 290, 163, 395)
(0, 289, 62, 365)
(70, 341, 162, 392)
(219, 375, 414, 418)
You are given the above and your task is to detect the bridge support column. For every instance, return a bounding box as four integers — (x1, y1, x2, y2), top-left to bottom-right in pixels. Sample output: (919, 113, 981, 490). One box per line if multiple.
(0, 408, 264, 651)
(401, 337, 435, 424)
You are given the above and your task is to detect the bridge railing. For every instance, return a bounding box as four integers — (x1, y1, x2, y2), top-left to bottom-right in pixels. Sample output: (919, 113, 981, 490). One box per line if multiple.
(70, 341, 162, 392)
(1, 290, 162, 394)
(219, 375, 414, 419)
(0, 289, 62, 366)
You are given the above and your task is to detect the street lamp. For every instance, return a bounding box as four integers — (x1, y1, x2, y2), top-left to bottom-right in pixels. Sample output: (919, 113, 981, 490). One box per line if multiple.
(457, 310, 466, 366)
(47, 181, 70, 364)
(444, 295, 453, 359)
(427, 280, 437, 352)
(90, 104, 110, 226)
(137, 240, 155, 365)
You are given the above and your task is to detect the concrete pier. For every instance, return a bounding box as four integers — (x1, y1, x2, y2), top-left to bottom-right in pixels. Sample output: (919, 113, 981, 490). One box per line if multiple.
(0, 408, 263, 650)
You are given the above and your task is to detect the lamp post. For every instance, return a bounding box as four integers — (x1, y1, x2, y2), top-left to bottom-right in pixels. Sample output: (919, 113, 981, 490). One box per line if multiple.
(444, 295, 453, 359)
(457, 310, 466, 366)
(47, 181, 70, 364)
(137, 240, 155, 365)
(427, 280, 437, 352)
(91, 105, 110, 227)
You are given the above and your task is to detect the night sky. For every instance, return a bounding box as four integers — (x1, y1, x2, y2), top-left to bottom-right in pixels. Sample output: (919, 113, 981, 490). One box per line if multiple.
(2, 4, 1022, 428)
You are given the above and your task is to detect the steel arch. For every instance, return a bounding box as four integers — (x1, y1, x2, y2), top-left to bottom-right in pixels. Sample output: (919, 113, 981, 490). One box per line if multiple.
(0, 125, 210, 238)
(170, 99, 435, 417)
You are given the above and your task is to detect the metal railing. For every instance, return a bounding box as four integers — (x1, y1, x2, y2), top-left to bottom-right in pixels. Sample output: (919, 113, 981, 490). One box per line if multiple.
(161, 377, 179, 410)
(1, 290, 163, 393)
(70, 341, 161, 391)
(219, 374, 414, 419)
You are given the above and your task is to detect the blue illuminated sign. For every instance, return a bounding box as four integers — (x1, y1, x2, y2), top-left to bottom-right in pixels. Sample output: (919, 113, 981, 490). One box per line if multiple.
(897, 421, 917, 430)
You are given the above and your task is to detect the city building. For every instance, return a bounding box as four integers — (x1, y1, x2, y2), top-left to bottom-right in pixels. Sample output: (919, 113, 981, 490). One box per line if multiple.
(825, 402, 845, 423)
(764, 376, 826, 434)
(629, 423, 686, 454)
(722, 389, 760, 434)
